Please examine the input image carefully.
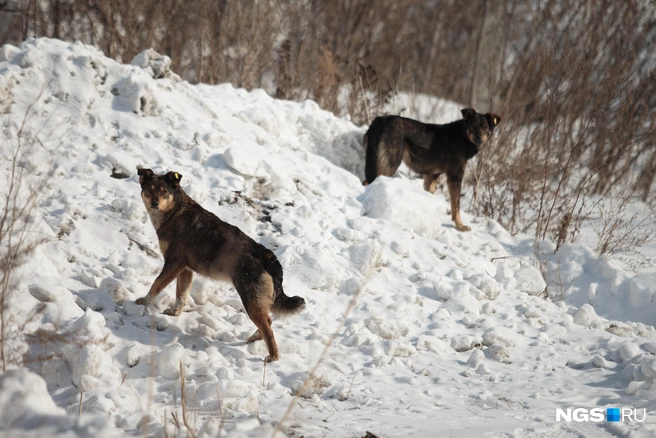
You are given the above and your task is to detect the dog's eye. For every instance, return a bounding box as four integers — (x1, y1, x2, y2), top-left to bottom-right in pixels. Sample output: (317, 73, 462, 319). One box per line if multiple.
(147, 187, 154, 193)
(161, 189, 168, 195)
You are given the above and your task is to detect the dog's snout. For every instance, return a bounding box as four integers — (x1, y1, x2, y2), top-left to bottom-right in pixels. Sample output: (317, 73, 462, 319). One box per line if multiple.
(151, 199, 159, 208)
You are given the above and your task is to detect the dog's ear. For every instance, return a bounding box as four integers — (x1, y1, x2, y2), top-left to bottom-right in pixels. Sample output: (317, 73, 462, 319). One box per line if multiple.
(164, 171, 183, 188)
(487, 113, 501, 127)
(137, 168, 154, 185)
(461, 108, 476, 119)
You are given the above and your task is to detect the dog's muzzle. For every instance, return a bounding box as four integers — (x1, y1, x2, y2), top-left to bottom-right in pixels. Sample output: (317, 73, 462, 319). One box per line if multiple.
(151, 200, 159, 209)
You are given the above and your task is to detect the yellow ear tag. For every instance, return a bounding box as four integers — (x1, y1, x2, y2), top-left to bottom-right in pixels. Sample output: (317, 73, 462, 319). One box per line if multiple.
(174, 172, 179, 179)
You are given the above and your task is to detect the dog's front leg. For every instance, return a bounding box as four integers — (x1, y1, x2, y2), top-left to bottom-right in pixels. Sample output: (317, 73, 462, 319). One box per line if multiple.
(163, 269, 193, 316)
(136, 260, 185, 307)
(447, 174, 471, 232)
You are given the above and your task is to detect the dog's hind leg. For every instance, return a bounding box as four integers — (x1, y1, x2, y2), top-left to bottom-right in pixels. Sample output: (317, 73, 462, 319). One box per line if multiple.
(366, 140, 404, 182)
(423, 173, 441, 194)
(246, 304, 278, 363)
(246, 312, 273, 344)
(247, 328, 263, 343)
(364, 138, 382, 184)
(235, 266, 279, 362)
(447, 171, 470, 232)
(136, 260, 185, 306)
(164, 269, 193, 316)
(364, 119, 404, 184)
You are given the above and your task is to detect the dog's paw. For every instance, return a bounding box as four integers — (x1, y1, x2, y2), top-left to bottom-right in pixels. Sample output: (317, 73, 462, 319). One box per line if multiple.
(455, 223, 471, 232)
(264, 354, 279, 363)
(135, 296, 150, 306)
(163, 306, 183, 316)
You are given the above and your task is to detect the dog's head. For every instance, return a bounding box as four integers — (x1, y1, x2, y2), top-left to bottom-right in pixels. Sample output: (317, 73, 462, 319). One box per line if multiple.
(137, 168, 183, 213)
(460, 108, 501, 148)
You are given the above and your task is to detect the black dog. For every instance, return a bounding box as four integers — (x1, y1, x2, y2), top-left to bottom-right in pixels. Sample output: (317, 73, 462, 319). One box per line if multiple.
(363, 109, 501, 231)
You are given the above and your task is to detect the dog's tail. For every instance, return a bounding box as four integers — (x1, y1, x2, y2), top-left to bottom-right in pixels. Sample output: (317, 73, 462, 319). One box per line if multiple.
(268, 258, 306, 316)
(257, 246, 305, 316)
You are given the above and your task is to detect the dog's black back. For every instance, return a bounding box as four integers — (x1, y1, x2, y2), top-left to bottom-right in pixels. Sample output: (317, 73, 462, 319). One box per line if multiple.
(364, 109, 499, 183)
(363, 109, 500, 231)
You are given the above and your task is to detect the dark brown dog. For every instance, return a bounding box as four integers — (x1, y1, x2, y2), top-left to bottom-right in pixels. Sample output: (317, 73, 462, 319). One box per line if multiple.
(363, 109, 501, 231)
(135, 168, 305, 362)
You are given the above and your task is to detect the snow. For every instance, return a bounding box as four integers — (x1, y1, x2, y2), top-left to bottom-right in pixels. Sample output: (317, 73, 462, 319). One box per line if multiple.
(1, 37, 656, 437)
(0, 369, 121, 437)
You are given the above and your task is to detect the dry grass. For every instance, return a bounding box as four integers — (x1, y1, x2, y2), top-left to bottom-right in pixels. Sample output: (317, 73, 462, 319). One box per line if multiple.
(470, 0, 656, 258)
(0, 98, 50, 370)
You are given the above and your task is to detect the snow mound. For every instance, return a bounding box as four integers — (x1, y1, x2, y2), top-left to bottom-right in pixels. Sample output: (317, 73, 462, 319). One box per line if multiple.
(291, 372, 332, 399)
(0, 369, 120, 437)
(223, 144, 269, 177)
(157, 343, 189, 380)
(131, 48, 179, 81)
(361, 177, 446, 237)
(514, 265, 547, 295)
(112, 74, 163, 116)
(572, 303, 600, 328)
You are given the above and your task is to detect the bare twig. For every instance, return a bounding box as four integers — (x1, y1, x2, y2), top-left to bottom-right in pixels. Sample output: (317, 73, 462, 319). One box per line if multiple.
(127, 235, 159, 258)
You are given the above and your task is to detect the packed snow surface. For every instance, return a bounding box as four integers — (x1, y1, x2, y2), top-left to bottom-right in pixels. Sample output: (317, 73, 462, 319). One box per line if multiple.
(1, 38, 656, 437)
